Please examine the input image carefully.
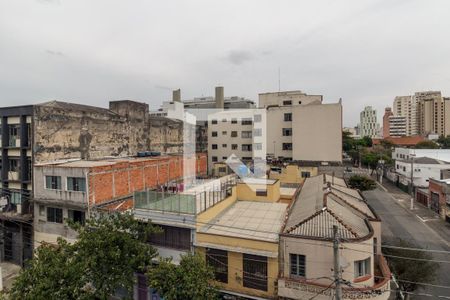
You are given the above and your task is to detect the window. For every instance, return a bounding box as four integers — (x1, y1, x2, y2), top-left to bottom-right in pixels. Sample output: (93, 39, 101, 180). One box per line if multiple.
(282, 128, 292, 136)
(39, 205, 45, 216)
(212, 131, 218, 137)
(242, 118, 252, 125)
(298, 101, 302, 104)
(206, 248, 228, 283)
(149, 224, 191, 250)
(211, 119, 218, 124)
(222, 131, 227, 135)
(231, 118, 237, 124)
(254, 143, 262, 150)
(222, 157, 227, 160)
(354, 258, 371, 278)
(212, 156, 218, 162)
(47, 207, 63, 223)
(282, 143, 293, 151)
(222, 118, 227, 122)
(68, 209, 85, 225)
(8, 125, 19, 147)
(253, 128, 262, 137)
(242, 131, 252, 138)
(254, 114, 262, 122)
(256, 189, 267, 196)
(242, 144, 252, 151)
(10, 191, 22, 204)
(231, 131, 238, 137)
(222, 144, 227, 148)
(67, 177, 86, 192)
(290, 254, 306, 277)
(243, 254, 267, 291)
(301, 171, 311, 178)
(212, 144, 218, 150)
(46, 176, 62, 190)
(231, 144, 238, 150)
(283, 100, 292, 105)
(284, 113, 292, 122)
(218, 167, 227, 173)
(8, 159, 19, 172)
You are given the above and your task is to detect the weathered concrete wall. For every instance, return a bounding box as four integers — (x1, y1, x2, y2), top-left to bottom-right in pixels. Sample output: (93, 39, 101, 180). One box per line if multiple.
(33, 101, 185, 162)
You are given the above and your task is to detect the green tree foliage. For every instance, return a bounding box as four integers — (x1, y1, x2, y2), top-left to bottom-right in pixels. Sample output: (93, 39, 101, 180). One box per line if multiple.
(414, 140, 439, 149)
(348, 175, 377, 191)
(359, 135, 373, 147)
(383, 238, 438, 294)
(437, 135, 450, 149)
(343, 131, 355, 152)
(9, 212, 157, 300)
(148, 253, 218, 300)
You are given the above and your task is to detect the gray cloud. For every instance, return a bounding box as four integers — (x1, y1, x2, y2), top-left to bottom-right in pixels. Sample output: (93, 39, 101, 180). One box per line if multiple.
(225, 50, 253, 65)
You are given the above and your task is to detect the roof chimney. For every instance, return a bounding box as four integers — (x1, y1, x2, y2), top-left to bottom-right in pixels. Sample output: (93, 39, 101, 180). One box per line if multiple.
(172, 89, 181, 102)
(215, 86, 224, 109)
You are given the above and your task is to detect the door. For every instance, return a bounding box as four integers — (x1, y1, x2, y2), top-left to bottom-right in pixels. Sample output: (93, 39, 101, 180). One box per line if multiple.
(430, 192, 440, 214)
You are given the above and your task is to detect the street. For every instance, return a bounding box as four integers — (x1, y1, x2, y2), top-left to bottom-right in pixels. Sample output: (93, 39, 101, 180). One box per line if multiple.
(363, 182, 450, 299)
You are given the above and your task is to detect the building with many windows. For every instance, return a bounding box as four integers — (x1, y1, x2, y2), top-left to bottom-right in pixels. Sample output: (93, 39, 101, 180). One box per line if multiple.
(393, 95, 418, 136)
(359, 106, 379, 138)
(416, 91, 450, 136)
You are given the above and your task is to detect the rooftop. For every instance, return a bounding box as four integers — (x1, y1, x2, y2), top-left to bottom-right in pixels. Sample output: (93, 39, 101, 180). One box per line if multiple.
(199, 201, 288, 242)
(34, 155, 176, 168)
(284, 174, 373, 240)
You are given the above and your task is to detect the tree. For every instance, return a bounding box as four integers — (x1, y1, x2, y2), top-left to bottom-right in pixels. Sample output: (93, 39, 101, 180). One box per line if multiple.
(348, 175, 377, 191)
(148, 253, 218, 300)
(414, 140, 439, 149)
(383, 238, 438, 296)
(437, 135, 450, 149)
(358, 136, 373, 148)
(9, 212, 157, 300)
(343, 131, 356, 152)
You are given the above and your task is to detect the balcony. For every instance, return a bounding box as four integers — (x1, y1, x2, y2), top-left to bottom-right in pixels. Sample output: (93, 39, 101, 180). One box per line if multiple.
(278, 255, 391, 300)
(7, 171, 20, 181)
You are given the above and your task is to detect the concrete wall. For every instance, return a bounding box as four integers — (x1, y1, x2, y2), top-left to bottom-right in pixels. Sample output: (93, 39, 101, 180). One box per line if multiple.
(292, 103, 342, 163)
(395, 160, 449, 187)
(236, 181, 280, 202)
(33, 101, 185, 163)
(269, 165, 318, 184)
(258, 91, 322, 108)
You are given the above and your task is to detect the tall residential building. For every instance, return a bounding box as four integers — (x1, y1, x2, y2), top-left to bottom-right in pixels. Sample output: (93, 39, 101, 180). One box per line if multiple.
(207, 90, 343, 172)
(0, 100, 187, 266)
(416, 91, 450, 136)
(393, 95, 418, 136)
(359, 106, 379, 138)
(389, 116, 407, 137)
(382, 107, 393, 138)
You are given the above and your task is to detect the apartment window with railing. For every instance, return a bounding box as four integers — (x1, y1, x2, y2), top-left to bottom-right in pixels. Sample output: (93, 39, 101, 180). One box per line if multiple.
(8, 158, 20, 172)
(282, 128, 292, 136)
(211, 131, 218, 137)
(231, 144, 238, 150)
(211, 119, 218, 124)
(231, 131, 238, 137)
(242, 118, 253, 125)
(47, 207, 63, 223)
(231, 118, 237, 124)
(290, 254, 306, 277)
(284, 113, 292, 122)
(243, 254, 267, 291)
(68, 209, 85, 225)
(206, 248, 228, 283)
(67, 177, 86, 192)
(212, 144, 218, 150)
(46, 175, 62, 190)
(282, 143, 292, 151)
(354, 257, 371, 278)
(241, 131, 252, 138)
(8, 125, 19, 147)
(10, 191, 22, 205)
(242, 144, 252, 152)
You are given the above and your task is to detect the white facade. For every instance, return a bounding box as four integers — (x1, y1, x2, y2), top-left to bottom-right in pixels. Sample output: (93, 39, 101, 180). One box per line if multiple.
(359, 106, 379, 138)
(388, 116, 407, 137)
(393, 95, 418, 136)
(394, 159, 450, 187)
(393, 148, 450, 163)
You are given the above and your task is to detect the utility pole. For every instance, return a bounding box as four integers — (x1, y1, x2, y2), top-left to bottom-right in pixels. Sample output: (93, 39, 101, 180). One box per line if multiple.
(410, 154, 415, 210)
(333, 225, 343, 300)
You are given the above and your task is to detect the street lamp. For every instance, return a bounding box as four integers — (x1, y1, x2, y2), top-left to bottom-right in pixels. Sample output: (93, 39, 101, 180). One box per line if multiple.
(410, 154, 416, 210)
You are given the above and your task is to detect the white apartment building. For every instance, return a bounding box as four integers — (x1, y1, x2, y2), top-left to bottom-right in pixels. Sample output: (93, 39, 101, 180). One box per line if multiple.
(394, 157, 450, 187)
(393, 95, 418, 136)
(389, 116, 407, 137)
(207, 91, 343, 172)
(359, 106, 379, 138)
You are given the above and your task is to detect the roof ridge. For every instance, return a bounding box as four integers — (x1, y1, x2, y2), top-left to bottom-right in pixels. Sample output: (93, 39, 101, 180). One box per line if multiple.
(326, 208, 359, 238)
(329, 191, 371, 219)
(286, 208, 326, 233)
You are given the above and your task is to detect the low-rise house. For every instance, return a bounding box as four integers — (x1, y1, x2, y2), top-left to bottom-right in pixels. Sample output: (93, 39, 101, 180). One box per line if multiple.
(427, 178, 450, 222)
(278, 174, 391, 300)
(394, 157, 450, 188)
(32, 153, 207, 246)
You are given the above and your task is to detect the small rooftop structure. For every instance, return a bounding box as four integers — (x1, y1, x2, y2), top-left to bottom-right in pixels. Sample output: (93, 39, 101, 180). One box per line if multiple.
(199, 201, 288, 243)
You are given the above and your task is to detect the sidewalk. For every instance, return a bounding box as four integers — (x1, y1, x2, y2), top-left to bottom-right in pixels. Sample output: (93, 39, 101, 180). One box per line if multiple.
(377, 178, 450, 246)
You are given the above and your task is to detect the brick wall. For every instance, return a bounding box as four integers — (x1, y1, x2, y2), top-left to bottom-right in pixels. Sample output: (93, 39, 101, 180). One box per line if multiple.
(88, 153, 207, 206)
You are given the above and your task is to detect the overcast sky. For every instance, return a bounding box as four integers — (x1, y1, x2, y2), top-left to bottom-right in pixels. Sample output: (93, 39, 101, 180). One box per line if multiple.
(1, 0, 449, 126)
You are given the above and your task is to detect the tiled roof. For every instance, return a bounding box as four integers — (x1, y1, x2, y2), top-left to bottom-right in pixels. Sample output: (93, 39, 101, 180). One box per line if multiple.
(284, 174, 372, 240)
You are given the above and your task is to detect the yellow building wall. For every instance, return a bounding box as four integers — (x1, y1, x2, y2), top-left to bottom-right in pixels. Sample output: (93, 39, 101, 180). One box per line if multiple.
(269, 165, 318, 184)
(197, 247, 279, 299)
(236, 181, 280, 202)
